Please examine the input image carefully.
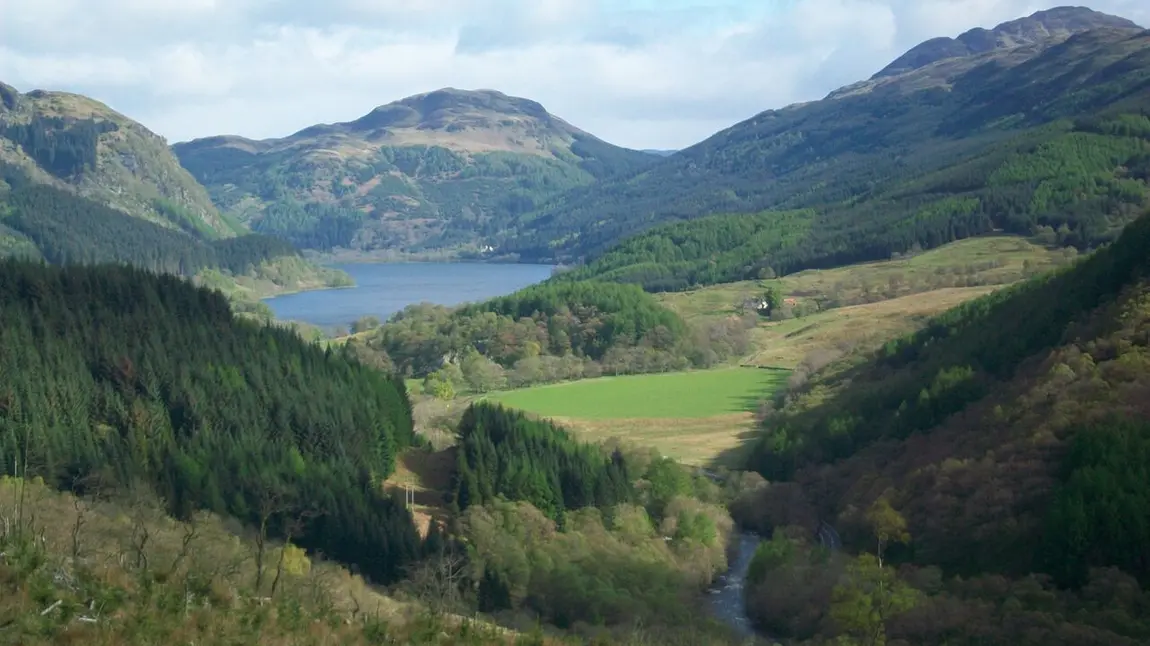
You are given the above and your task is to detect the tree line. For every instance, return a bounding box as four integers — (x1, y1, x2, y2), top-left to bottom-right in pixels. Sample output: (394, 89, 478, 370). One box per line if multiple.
(450, 403, 633, 520)
(354, 279, 753, 390)
(1, 163, 302, 277)
(0, 259, 425, 583)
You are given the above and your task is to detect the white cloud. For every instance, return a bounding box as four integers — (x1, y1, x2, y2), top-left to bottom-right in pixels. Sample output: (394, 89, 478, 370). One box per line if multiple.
(0, 0, 1146, 149)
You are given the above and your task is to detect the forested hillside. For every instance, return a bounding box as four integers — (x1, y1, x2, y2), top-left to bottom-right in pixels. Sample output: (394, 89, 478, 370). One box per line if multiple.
(0, 84, 350, 298)
(0, 163, 349, 298)
(564, 110, 1150, 291)
(506, 15, 1150, 277)
(0, 260, 422, 583)
(173, 88, 655, 255)
(0, 260, 748, 645)
(1, 164, 282, 273)
(443, 401, 738, 637)
(736, 208, 1150, 644)
(0, 83, 234, 237)
(351, 280, 752, 390)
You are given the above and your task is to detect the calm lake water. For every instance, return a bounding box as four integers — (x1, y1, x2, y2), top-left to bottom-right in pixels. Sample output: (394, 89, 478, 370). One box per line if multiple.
(264, 262, 554, 330)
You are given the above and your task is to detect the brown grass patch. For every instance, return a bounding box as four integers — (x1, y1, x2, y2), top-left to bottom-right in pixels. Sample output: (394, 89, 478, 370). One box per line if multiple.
(355, 174, 382, 196)
(385, 448, 456, 536)
(550, 412, 759, 468)
(744, 286, 1000, 368)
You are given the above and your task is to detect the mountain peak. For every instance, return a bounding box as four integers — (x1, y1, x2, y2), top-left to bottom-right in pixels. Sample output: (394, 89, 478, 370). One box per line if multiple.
(873, 5, 1140, 79)
(346, 87, 554, 133)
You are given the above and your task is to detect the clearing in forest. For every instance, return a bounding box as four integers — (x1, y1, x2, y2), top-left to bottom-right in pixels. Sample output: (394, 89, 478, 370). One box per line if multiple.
(743, 286, 1001, 368)
(658, 235, 1071, 322)
(490, 367, 786, 419)
(657, 235, 1075, 368)
(383, 447, 456, 537)
(488, 367, 788, 466)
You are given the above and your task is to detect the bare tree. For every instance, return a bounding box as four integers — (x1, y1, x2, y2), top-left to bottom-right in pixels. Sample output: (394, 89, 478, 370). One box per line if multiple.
(68, 473, 105, 568)
(123, 482, 164, 572)
(165, 514, 201, 581)
(406, 539, 469, 614)
(252, 485, 291, 594)
(10, 418, 48, 543)
(270, 505, 323, 598)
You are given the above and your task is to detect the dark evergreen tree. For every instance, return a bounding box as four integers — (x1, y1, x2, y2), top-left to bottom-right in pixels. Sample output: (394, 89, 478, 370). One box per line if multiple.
(449, 403, 632, 519)
(0, 115, 115, 178)
(0, 259, 420, 583)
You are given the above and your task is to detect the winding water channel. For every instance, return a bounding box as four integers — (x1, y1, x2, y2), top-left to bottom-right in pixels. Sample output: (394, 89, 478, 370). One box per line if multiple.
(708, 531, 761, 640)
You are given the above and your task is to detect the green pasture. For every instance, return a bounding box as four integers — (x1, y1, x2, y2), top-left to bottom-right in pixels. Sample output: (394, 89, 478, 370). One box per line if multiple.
(488, 367, 788, 420)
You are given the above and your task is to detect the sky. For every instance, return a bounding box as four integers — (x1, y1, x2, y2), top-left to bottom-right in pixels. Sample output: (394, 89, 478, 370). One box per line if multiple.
(2, 0, 1147, 150)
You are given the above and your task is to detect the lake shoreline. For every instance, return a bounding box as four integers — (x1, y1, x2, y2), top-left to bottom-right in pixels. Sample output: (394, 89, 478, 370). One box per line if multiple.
(303, 250, 541, 266)
(257, 282, 356, 302)
(263, 261, 555, 330)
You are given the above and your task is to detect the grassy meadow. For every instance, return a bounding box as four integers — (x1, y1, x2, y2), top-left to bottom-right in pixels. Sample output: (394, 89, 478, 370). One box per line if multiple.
(658, 235, 1071, 322)
(743, 285, 1001, 368)
(487, 367, 788, 466)
(404, 236, 1077, 467)
(658, 235, 1075, 368)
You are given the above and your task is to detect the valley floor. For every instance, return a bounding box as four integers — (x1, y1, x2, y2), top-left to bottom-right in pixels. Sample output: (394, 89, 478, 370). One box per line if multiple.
(487, 367, 787, 467)
(458, 235, 1076, 466)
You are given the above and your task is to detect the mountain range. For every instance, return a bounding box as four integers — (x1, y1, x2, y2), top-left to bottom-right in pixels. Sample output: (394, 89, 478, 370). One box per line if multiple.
(3, 7, 1150, 643)
(172, 5, 1149, 272)
(505, 6, 1149, 269)
(873, 5, 1139, 77)
(172, 88, 656, 255)
(3, 6, 1149, 294)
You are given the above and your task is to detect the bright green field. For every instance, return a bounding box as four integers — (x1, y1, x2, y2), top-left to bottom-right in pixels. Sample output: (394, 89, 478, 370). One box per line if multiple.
(488, 367, 789, 420)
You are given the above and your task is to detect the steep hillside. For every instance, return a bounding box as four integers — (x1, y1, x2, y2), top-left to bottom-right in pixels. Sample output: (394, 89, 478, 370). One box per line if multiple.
(0, 82, 235, 238)
(506, 9, 1150, 272)
(0, 163, 351, 300)
(173, 88, 656, 255)
(0, 259, 421, 584)
(0, 83, 350, 298)
(735, 209, 1150, 643)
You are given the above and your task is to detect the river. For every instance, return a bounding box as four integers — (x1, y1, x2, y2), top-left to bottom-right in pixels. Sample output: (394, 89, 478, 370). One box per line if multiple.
(272, 260, 766, 640)
(709, 531, 762, 641)
(264, 262, 554, 330)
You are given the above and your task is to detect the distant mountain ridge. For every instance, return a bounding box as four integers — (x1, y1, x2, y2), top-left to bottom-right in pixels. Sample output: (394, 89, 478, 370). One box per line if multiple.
(501, 7, 1150, 275)
(197, 88, 580, 158)
(173, 88, 657, 255)
(0, 82, 349, 299)
(0, 82, 235, 238)
(874, 5, 1140, 78)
